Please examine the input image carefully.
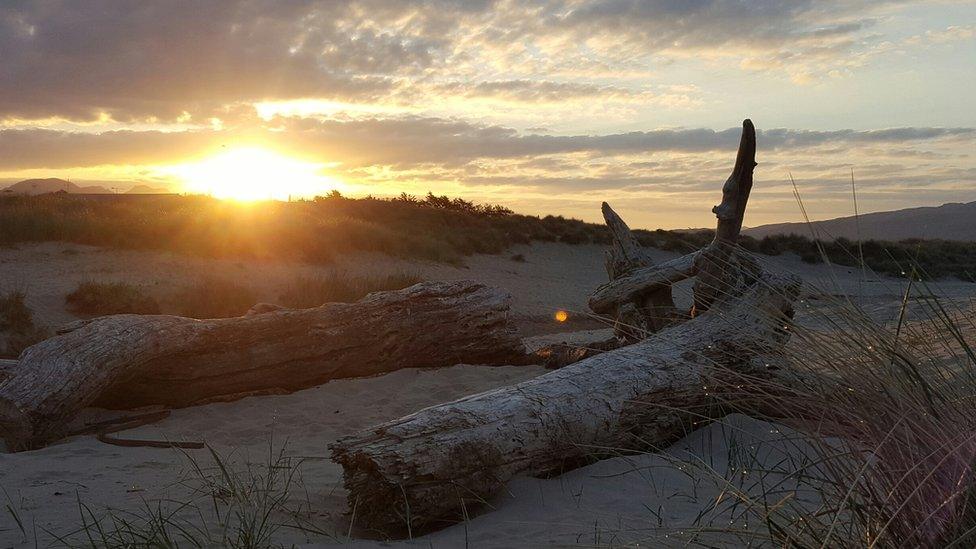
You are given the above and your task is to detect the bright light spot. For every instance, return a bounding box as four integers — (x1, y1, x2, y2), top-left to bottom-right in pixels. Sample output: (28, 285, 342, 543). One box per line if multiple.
(168, 147, 333, 201)
(554, 310, 569, 322)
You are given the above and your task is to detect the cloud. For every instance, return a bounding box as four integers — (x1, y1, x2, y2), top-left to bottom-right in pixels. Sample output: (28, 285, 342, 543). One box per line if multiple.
(0, 1, 431, 121)
(907, 24, 976, 45)
(2, 118, 973, 171)
(3, 115, 972, 228)
(0, 0, 923, 122)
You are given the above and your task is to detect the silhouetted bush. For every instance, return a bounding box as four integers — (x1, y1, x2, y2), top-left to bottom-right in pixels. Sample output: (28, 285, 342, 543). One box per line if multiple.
(174, 277, 256, 318)
(278, 271, 423, 308)
(0, 290, 49, 357)
(1, 194, 974, 281)
(65, 281, 161, 316)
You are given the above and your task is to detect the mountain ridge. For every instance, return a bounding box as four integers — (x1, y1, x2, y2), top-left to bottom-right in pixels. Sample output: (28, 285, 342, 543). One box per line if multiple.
(745, 201, 976, 242)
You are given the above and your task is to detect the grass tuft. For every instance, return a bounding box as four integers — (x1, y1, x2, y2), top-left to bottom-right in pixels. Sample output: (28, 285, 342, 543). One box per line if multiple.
(0, 290, 49, 358)
(173, 277, 257, 319)
(278, 271, 423, 308)
(59, 444, 340, 547)
(653, 252, 976, 548)
(65, 281, 161, 316)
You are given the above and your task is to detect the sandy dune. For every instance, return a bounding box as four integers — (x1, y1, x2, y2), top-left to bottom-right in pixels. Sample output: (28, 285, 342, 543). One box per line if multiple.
(1, 242, 975, 547)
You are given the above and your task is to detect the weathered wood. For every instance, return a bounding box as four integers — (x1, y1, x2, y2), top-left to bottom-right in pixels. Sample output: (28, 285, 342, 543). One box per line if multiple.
(0, 359, 15, 383)
(692, 119, 757, 314)
(587, 120, 758, 318)
(0, 281, 527, 452)
(601, 202, 677, 336)
(589, 252, 699, 314)
(534, 335, 619, 369)
(330, 271, 799, 535)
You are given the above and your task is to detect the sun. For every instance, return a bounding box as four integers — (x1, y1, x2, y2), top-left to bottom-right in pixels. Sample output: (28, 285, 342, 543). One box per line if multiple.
(168, 147, 331, 201)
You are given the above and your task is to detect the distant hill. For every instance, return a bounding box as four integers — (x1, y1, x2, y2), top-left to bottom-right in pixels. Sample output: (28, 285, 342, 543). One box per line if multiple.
(125, 184, 170, 194)
(745, 201, 976, 242)
(3, 178, 76, 194)
(1, 178, 149, 195)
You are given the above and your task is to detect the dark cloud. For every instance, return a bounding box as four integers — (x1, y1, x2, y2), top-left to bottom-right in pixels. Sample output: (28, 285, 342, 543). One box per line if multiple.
(0, 128, 221, 169)
(0, 1, 442, 121)
(2, 117, 972, 170)
(0, 0, 903, 121)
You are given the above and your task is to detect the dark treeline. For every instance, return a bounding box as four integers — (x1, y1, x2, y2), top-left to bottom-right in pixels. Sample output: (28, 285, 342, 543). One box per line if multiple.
(1, 192, 973, 281)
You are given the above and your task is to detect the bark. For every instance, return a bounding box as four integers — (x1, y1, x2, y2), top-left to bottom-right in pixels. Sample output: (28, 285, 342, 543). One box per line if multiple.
(330, 271, 799, 535)
(692, 119, 757, 314)
(0, 359, 14, 384)
(601, 203, 677, 336)
(0, 281, 527, 452)
(586, 120, 759, 318)
(534, 335, 619, 369)
(589, 252, 699, 314)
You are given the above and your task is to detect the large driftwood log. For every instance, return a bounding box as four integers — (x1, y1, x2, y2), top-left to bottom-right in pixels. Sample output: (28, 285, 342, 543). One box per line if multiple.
(331, 119, 786, 536)
(0, 281, 527, 452)
(331, 271, 799, 535)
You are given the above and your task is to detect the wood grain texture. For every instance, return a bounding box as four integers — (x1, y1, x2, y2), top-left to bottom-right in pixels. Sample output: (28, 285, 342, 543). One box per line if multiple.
(588, 252, 699, 314)
(601, 202, 677, 336)
(692, 119, 757, 313)
(331, 271, 799, 535)
(0, 281, 527, 452)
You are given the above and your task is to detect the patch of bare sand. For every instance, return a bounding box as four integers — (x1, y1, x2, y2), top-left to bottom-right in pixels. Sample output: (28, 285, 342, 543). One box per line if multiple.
(0, 364, 544, 546)
(0, 241, 614, 336)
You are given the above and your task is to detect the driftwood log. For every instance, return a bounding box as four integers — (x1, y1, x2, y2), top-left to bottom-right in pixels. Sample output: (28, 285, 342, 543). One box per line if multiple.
(0, 281, 527, 452)
(331, 119, 800, 535)
(331, 273, 797, 534)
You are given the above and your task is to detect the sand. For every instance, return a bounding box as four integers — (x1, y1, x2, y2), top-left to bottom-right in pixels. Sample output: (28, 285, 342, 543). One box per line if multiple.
(1, 241, 975, 547)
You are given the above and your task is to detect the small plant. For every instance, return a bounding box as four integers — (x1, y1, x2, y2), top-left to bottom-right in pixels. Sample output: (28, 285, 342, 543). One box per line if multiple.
(0, 290, 49, 357)
(174, 277, 257, 319)
(278, 271, 423, 308)
(63, 444, 340, 547)
(672, 264, 976, 548)
(65, 281, 161, 316)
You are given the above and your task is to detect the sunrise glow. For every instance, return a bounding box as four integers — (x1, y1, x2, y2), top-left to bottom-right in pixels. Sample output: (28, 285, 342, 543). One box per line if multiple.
(168, 148, 332, 201)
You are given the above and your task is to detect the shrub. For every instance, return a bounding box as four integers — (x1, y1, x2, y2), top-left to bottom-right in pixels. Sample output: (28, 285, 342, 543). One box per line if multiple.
(2, 193, 975, 280)
(173, 277, 257, 319)
(0, 290, 48, 357)
(278, 271, 423, 308)
(65, 281, 161, 316)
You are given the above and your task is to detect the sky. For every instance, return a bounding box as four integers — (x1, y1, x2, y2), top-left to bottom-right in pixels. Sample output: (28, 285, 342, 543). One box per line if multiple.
(1, 1, 974, 229)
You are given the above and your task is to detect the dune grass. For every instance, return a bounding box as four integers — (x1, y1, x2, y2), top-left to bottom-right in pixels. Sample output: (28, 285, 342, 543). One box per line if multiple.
(631, 251, 976, 548)
(173, 277, 257, 319)
(3, 193, 972, 280)
(0, 290, 48, 358)
(51, 444, 341, 548)
(65, 281, 161, 316)
(278, 271, 423, 308)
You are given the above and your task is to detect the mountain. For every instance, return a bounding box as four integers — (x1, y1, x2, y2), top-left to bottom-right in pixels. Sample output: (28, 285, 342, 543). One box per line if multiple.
(125, 184, 170, 194)
(745, 201, 976, 242)
(3, 178, 76, 194)
(2, 178, 121, 195)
